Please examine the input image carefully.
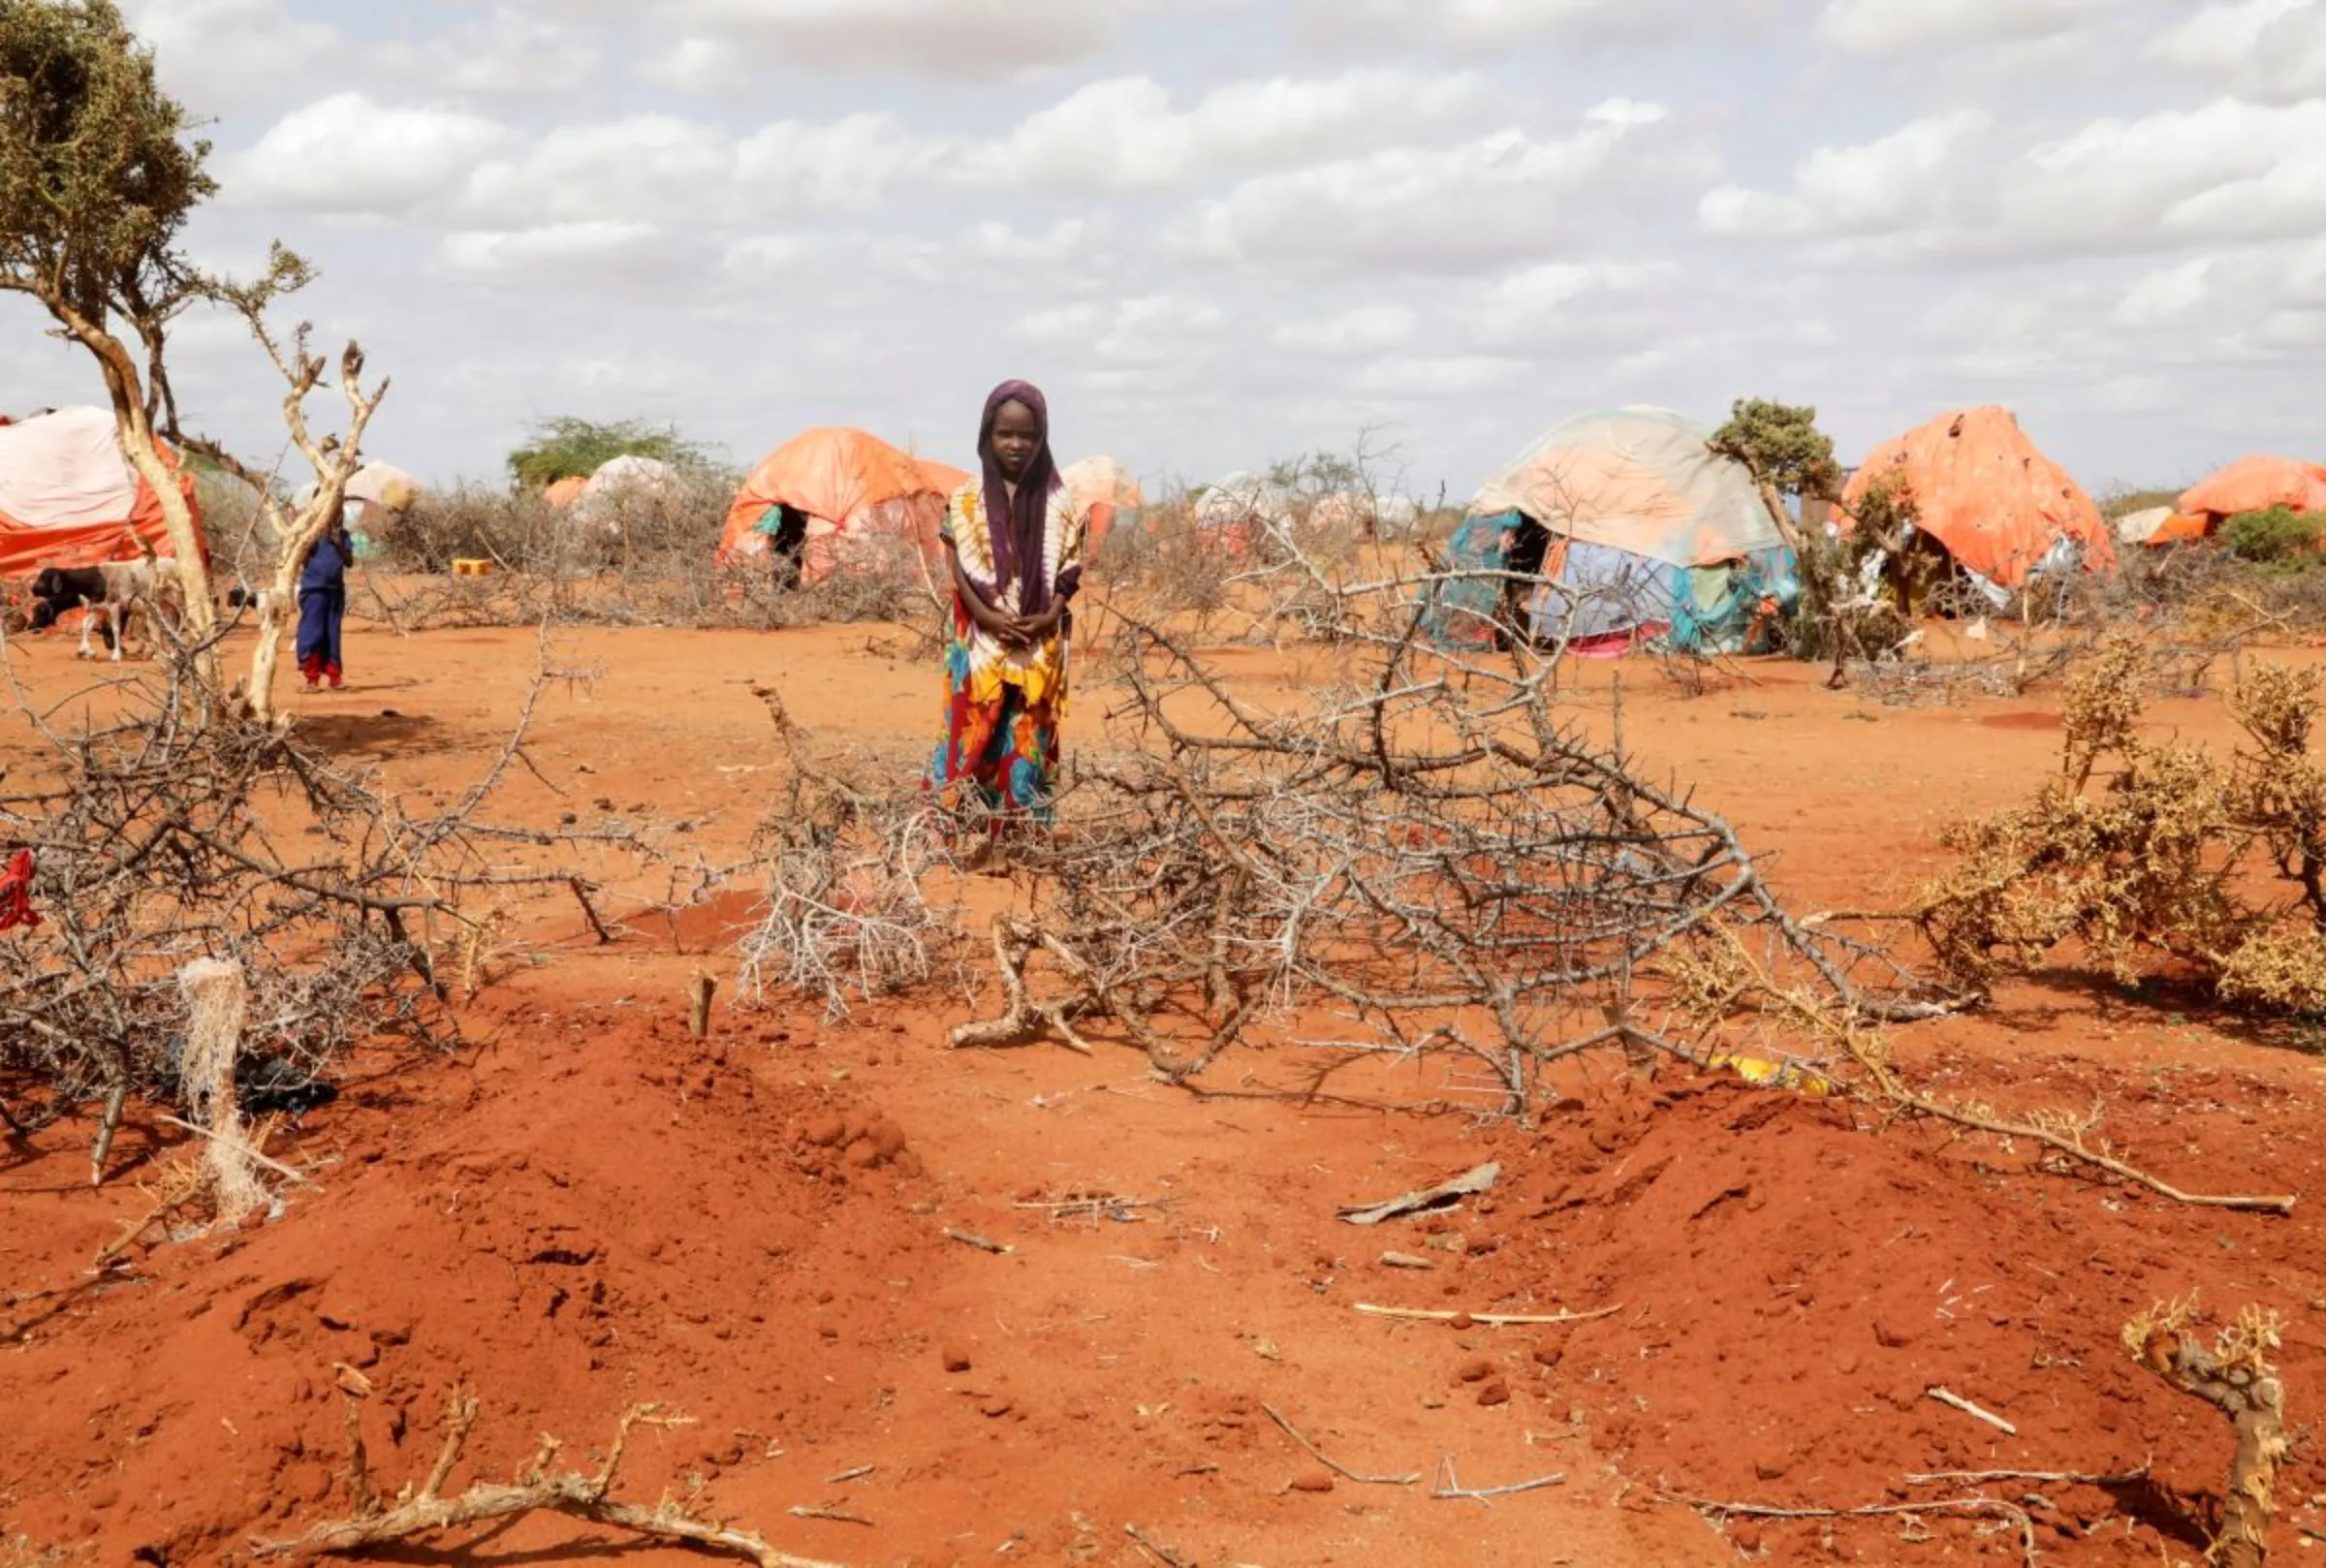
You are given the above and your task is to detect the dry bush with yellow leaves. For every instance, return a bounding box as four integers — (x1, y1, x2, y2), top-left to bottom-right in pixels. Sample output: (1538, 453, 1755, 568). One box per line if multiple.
(1919, 643, 2326, 1016)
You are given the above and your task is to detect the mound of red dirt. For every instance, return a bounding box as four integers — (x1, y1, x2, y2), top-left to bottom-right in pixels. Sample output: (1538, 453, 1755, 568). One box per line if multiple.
(0, 998, 935, 1566)
(1415, 1062, 2326, 1561)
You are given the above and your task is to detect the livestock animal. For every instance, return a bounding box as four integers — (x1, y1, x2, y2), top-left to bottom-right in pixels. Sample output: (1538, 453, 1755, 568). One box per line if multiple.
(26, 556, 185, 661)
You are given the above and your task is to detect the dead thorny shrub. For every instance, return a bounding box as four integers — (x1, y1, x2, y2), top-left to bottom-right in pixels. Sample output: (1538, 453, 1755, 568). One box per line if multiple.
(943, 541, 1953, 1102)
(732, 692, 961, 1020)
(1919, 641, 2326, 1017)
(0, 643, 653, 1178)
(361, 479, 939, 637)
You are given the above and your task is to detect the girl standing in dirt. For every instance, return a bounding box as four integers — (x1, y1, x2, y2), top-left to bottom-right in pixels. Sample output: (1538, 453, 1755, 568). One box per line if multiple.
(297, 505, 354, 689)
(925, 380, 1084, 842)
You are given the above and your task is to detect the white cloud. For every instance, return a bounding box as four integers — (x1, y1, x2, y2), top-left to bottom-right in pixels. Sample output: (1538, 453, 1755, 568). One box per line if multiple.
(2110, 242, 2326, 353)
(1300, 0, 1695, 48)
(734, 115, 942, 210)
(1271, 305, 1419, 355)
(1702, 100, 2326, 257)
(1467, 261, 1671, 340)
(1700, 111, 1989, 239)
(127, 0, 340, 111)
(228, 94, 513, 215)
(1176, 105, 1667, 272)
(434, 8, 602, 97)
(1815, 0, 2116, 55)
(2153, 0, 2326, 102)
(1018, 296, 1226, 362)
(610, 0, 1135, 83)
(439, 222, 666, 279)
(1351, 354, 1528, 395)
(461, 117, 730, 227)
(959, 70, 1486, 191)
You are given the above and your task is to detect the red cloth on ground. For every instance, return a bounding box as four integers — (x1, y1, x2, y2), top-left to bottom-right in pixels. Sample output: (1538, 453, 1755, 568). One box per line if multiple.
(0, 848, 40, 931)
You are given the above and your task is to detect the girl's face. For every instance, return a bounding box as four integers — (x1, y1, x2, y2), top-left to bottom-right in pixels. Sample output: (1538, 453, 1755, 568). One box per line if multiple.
(991, 399, 1040, 481)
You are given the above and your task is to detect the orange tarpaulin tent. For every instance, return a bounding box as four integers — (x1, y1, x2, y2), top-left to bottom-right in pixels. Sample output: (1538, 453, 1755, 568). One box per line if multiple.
(1841, 406, 2115, 589)
(2180, 455, 2326, 520)
(717, 427, 966, 583)
(0, 406, 199, 578)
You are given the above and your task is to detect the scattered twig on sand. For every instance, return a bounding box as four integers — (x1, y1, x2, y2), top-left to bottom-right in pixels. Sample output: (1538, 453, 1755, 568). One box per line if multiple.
(570, 875, 614, 944)
(1927, 1387, 2018, 1436)
(2125, 1298, 2287, 1568)
(1263, 1404, 1421, 1488)
(1338, 1162, 1500, 1226)
(823, 1464, 874, 1485)
(1124, 1523, 1194, 1568)
(255, 1388, 844, 1568)
(154, 1113, 316, 1188)
(1431, 1457, 1565, 1502)
(1904, 1465, 2150, 1488)
(1354, 1302, 1621, 1328)
(943, 1226, 1013, 1255)
(787, 1506, 872, 1527)
(1667, 1492, 2038, 1568)
(1012, 1193, 1169, 1223)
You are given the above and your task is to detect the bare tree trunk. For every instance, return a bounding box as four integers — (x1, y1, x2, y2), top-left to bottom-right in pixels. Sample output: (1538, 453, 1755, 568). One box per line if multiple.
(47, 297, 221, 687)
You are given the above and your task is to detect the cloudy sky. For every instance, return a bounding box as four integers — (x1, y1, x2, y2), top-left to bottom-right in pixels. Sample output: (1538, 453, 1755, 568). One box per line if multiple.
(5, 0, 2321, 500)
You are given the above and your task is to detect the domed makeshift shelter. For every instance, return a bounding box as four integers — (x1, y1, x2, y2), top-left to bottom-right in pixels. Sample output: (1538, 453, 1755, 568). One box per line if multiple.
(717, 428, 967, 584)
(0, 406, 198, 576)
(1429, 406, 1796, 655)
(2180, 455, 2326, 524)
(1840, 407, 2115, 599)
(1061, 455, 1145, 560)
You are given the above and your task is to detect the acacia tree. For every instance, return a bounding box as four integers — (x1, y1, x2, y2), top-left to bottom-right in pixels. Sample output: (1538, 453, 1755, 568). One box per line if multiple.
(0, 0, 383, 722)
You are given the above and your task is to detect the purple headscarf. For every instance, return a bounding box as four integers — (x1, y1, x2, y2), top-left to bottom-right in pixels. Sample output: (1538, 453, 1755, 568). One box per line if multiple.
(977, 379, 1066, 615)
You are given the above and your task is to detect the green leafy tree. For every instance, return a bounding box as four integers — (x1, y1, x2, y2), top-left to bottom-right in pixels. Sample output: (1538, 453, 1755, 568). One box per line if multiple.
(1709, 398, 1845, 519)
(0, 0, 384, 719)
(507, 417, 718, 491)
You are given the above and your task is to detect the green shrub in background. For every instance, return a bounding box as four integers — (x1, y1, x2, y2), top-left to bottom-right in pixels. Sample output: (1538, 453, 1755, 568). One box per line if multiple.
(2224, 506, 2325, 567)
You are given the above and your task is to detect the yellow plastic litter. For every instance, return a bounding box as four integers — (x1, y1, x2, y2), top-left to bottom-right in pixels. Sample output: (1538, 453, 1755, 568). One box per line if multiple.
(1715, 1053, 1837, 1096)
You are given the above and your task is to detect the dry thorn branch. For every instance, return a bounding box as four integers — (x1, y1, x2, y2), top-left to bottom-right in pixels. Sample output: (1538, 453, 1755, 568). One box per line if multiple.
(256, 1388, 846, 1568)
(2126, 1298, 2288, 1568)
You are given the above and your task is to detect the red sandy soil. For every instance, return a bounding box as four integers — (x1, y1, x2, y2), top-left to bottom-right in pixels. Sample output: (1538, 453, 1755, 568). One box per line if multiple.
(6, 617, 2326, 1567)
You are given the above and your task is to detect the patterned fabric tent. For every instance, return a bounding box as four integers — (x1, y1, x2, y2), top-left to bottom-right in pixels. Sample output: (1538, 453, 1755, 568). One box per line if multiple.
(1429, 407, 1796, 655)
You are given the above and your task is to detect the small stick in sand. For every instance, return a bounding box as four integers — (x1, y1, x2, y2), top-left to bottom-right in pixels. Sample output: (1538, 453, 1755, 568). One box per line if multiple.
(570, 876, 614, 944)
(688, 969, 717, 1040)
(786, 1505, 871, 1527)
(1355, 1302, 1621, 1327)
(1927, 1387, 2018, 1435)
(944, 1227, 1013, 1255)
(1263, 1404, 1420, 1487)
(1432, 1456, 1565, 1501)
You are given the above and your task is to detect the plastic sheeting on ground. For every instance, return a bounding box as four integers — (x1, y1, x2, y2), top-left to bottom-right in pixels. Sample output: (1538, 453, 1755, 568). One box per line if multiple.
(0, 406, 196, 577)
(1842, 407, 2114, 589)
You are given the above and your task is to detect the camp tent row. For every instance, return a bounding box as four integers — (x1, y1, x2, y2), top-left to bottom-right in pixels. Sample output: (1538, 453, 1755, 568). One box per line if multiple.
(2115, 455, 2326, 547)
(1429, 403, 2129, 655)
(714, 428, 1148, 585)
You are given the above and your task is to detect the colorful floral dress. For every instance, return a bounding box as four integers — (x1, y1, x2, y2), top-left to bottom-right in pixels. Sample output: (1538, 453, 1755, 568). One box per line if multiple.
(925, 482, 1084, 828)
